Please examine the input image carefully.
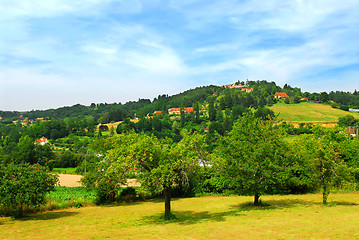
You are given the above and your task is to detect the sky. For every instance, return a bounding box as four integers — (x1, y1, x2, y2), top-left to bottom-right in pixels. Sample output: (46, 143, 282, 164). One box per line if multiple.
(0, 0, 358, 111)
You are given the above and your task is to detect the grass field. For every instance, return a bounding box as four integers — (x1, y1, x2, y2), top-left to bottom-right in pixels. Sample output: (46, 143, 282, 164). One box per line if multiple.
(1, 193, 358, 239)
(52, 168, 78, 175)
(270, 102, 359, 123)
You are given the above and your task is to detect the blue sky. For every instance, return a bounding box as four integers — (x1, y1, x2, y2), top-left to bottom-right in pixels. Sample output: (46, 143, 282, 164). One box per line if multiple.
(1, 0, 358, 111)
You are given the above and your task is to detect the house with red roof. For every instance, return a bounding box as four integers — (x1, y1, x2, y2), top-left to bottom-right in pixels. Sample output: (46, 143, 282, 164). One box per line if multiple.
(274, 92, 289, 99)
(184, 107, 193, 113)
(168, 108, 181, 115)
(35, 136, 48, 145)
(345, 126, 358, 137)
(153, 111, 162, 115)
(242, 87, 253, 93)
(168, 107, 194, 115)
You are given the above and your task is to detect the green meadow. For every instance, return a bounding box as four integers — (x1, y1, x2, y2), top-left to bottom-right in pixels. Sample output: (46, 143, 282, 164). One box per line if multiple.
(270, 102, 359, 122)
(1, 193, 358, 239)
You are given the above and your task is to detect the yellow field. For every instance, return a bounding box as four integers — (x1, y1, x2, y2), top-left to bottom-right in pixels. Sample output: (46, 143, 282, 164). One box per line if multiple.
(270, 102, 359, 123)
(1, 193, 359, 239)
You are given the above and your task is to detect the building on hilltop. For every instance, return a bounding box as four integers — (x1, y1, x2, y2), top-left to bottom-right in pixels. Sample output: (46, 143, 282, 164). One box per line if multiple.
(222, 83, 247, 89)
(242, 87, 253, 93)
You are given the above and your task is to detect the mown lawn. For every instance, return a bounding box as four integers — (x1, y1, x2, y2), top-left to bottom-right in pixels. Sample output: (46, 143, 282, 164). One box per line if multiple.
(1, 193, 359, 239)
(270, 102, 359, 122)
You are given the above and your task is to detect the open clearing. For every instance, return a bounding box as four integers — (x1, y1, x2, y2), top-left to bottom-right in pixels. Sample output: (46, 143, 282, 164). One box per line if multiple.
(57, 174, 140, 187)
(270, 102, 359, 123)
(1, 193, 358, 239)
(58, 174, 83, 187)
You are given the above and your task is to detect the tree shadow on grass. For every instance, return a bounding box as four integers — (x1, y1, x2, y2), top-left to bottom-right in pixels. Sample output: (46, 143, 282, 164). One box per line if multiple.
(234, 199, 318, 210)
(140, 210, 243, 225)
(325, 201, 359, 207)
(99, 197, 182, 208)
(231, 199, 359, 211)
(16, 211, 79, 221)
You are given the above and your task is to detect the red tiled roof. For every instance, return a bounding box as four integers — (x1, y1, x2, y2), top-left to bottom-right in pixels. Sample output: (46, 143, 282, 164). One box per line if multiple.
(184, 107, 193, 113)
(274, 92, 289, 98)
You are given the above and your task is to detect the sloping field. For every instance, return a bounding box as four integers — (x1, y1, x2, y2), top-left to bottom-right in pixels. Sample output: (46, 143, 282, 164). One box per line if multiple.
(270, 102, 359, 123)
(1, 193, 358, 239)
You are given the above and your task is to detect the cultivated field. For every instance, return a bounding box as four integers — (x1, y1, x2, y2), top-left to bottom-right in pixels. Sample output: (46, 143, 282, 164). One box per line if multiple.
(270, 102, 359, 123)
(1, 193, 358, 239)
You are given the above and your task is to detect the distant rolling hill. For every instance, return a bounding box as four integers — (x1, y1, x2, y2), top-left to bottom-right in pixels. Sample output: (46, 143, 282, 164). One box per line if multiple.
(270, 102, 359, 125)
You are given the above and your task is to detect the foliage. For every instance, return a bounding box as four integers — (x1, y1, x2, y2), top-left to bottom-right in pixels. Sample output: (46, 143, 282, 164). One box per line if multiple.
(215, 113, 292, 205)
(81, 159, 127, 204)
(295, 127, 353, 204)
(104, 131, 206, 219)
(338, 114, 358, 127)
(0, 163, 58, 217)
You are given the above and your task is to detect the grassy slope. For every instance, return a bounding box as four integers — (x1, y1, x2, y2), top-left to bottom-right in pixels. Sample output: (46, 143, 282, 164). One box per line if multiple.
(1, 193, 359, 239)
(270, 102, 359, 122)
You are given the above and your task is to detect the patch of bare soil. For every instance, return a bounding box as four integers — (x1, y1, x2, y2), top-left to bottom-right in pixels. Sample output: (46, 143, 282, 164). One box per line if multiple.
(58, 174, 83, 187)
(58, 174, 141, 187)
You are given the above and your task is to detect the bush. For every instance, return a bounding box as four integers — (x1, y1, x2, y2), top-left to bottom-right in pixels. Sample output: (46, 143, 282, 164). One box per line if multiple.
(118, 187, 137, 202)
(0, 163, 58, 217)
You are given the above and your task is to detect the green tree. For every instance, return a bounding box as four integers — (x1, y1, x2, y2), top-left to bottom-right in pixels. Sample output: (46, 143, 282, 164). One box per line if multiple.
(0, 163, 58, 217)
(215, 113, 290, 205)
(16, 135, 36, 164)
(338, 115, 358, 127)
(297, 127, 352, 204)
(106, 132, 203, 219)
(208, 100, 216, 122)
(194, 102, 200, 124)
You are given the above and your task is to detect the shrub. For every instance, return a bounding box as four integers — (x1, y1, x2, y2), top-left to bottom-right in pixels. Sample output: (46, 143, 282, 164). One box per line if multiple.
(118, 187, 137, 202)
(0, 163, 58, 217)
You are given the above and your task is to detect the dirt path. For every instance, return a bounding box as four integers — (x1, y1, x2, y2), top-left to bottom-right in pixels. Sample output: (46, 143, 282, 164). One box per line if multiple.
(58, 174, 141, 187)
(58, 174, 83, 187)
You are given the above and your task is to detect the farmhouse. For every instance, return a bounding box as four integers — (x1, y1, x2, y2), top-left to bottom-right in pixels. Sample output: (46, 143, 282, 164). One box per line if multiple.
(153, 111, 162, 115)
(345, 126, 358, 137)
(274, 92, 289, 99)
(35, 136, 48, 145)
(242, 87, 253, 93)
(168, 108, 181, 115)
(168, 107, 194, 115)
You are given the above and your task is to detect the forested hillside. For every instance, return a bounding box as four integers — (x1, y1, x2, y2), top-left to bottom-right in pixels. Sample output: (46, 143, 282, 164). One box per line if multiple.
(1, 80, 359, 218)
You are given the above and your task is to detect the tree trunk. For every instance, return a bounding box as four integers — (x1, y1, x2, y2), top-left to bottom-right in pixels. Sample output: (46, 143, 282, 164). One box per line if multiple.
(254, 194, 260, 206)
(164, 187, 171, 219)
(323, 184, 329, 205)
(18, 203, 24, 218)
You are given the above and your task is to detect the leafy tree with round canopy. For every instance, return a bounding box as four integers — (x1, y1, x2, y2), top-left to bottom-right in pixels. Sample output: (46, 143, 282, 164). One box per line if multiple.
(0, 163, 58, 217)
(106, 131, 206, 219)
(295, 126, 352, 204)
(215, 113, 291, 205)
